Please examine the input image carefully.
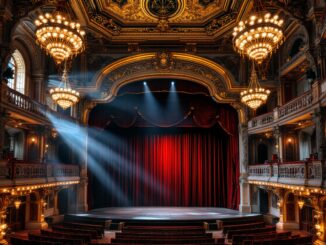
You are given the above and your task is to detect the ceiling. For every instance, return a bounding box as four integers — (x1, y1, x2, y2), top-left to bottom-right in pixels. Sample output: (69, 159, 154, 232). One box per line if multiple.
(71, 0, 251, 42)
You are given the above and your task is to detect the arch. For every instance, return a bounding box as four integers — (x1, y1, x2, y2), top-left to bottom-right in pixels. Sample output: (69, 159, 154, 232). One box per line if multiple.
(7, 49, 26, 94)
(289, 38, 305, 58)
(89, 52, 243, 104)
(282, 25, 309, 63)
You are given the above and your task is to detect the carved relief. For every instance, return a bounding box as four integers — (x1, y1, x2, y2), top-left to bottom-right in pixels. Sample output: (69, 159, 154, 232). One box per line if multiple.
(100, 53, 239, 101)
(80, 0, 242, 24)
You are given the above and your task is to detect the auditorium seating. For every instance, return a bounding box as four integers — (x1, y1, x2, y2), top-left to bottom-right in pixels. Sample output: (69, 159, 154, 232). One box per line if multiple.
(215, 216, 313, 245)
(111, 225, 218, 244)
(9, 216, 313, 245)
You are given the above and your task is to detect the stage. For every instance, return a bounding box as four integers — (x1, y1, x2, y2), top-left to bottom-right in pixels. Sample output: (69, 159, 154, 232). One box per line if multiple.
(68, 207, 259, 227)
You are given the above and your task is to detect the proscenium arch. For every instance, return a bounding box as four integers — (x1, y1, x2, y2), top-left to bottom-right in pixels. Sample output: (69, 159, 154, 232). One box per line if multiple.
(89, 52, 244, 104)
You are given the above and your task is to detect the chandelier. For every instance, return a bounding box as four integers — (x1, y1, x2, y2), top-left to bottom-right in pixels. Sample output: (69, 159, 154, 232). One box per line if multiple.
(232, 2, 284, 64)
(50, 67, 80, 110)
(240, 65, 270, 109)
(34, 11, 85, 64)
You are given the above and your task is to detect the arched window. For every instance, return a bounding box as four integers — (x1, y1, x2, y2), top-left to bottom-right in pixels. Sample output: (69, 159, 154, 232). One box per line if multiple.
(7, 50, 26, 94)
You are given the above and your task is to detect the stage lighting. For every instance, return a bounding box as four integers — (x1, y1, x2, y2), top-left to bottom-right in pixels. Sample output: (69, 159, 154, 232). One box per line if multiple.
(171, 81, 175, 85)
(143, 81, 147, 85)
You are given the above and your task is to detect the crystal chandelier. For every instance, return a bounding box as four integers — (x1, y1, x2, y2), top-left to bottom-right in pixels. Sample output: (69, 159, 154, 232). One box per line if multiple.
(34, 11, 85, 64)
(232, 1, 284, 64)
(50, 67, 80, 110)
(240, 65, 270, 109)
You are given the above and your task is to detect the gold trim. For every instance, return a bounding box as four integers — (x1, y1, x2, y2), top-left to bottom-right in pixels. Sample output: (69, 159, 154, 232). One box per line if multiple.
(86, 52, 246, 105)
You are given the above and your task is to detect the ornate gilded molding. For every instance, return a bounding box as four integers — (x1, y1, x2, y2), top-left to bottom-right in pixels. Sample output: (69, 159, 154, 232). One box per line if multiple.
(72, 0, 251, 41)
(84, 52, 246, 104)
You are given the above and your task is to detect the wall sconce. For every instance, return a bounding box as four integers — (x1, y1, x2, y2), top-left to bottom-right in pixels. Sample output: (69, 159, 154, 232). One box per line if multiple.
(31, 137, 36, 144)
(297, 199, 305, 209)
(287, 137, 293, 143)
(0, 223, 7, 236)
(315, 223, 323, 236)
(14, 199, 21, 209)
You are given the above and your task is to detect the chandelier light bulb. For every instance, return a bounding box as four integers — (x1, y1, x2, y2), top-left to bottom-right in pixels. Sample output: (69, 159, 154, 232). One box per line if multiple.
(34, 11, 85, 64)
(49, 67, 80, 109)
(233, 11, 284, 63)
(240, 65, 270, 109)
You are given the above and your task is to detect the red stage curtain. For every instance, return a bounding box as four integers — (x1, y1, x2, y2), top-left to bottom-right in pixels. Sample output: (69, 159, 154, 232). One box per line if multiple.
(88, 127, 239, 209)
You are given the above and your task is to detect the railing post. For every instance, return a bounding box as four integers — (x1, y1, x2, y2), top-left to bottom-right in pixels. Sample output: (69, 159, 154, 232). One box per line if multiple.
(273, 107, 279, 120)
(304, 161, 308, 186)
(312, 80, 320, 103)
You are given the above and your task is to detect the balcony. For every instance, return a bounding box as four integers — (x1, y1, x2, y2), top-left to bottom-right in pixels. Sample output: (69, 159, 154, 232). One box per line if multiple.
(0, 82, 77, 125)
(0, 161, 80, 188)
(248, 160, 325, 188)
(248, 83, 319, 134)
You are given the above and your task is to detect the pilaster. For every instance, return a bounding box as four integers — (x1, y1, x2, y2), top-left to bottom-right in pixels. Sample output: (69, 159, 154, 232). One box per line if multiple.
(238, 123, 251, 213)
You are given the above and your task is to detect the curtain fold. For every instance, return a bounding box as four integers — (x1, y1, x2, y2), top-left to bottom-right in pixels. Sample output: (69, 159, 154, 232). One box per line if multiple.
(88, 127, 239, 209)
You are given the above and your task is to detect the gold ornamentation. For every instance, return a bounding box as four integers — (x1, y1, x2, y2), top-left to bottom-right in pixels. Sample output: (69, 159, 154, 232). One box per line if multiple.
(233, 11, 284, 64)
(152, 52, 174, 69)
(50, 67, 80, 109)
(34, 11, 85, 64)
(240, 64, 270, 109)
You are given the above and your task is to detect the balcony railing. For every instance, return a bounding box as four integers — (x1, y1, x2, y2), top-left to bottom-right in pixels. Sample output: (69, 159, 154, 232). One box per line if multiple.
(248, 88, 317, 132)
(6, 88, 46, 115)
(278, 91, 313, 119)
(0, 162, 80, 185)
(248, 112, 274, 129)
(248, 161, 324, 187)
(1, 85, 77, 123)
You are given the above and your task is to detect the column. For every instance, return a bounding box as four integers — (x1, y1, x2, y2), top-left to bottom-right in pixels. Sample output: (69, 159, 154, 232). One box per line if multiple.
(275, 189, 285, 230)
(31, 74, 46, 104)
(25, 191, 48, 230)
(313, 107, 326, 160)
(53, 190, 59, 216)
(273, 125, 282, 160)
(76, 128, 88, 211)
(0, 194, 10, 245)
(239, 123, 251, 213)
(0, 110, 8, 160)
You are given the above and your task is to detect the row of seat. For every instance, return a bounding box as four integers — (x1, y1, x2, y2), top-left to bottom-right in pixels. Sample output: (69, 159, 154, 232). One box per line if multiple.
(10, 221, 106, 245)
(217, 216, 313, 245)
(111, 225, 220, 244)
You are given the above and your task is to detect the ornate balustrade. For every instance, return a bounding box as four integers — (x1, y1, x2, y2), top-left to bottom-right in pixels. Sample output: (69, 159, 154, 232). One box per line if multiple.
(6, 88, 46, 115)
(1, 84, 77, 124)
(248, 161, 324, 188)
(248, 89, 316, 133)
(0, 161, 79, 186)
(278, 91, 313, 119)
(248, 112, 274, 129)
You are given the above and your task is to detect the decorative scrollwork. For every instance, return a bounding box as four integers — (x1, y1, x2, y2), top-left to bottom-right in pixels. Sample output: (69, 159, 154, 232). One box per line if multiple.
(146, 0, 180, 18)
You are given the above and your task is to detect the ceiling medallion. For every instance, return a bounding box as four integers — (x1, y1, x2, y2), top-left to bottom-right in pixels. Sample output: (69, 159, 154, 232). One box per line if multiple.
(145, 0, 182, 18)
(232, 1, 284, 64)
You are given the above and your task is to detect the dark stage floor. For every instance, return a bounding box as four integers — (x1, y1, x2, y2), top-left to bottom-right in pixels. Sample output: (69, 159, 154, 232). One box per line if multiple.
(69, 207, 257, 222)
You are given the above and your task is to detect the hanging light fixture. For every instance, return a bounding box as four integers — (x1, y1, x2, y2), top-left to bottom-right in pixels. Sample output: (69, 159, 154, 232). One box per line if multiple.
(240, 64, 270, 109)
(49, 65, 80, 110)
(232, 0, 284, 64)
(297, 199, 305, 209)
(14, 199, 21, 209)
(34, 9, 85, 65)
